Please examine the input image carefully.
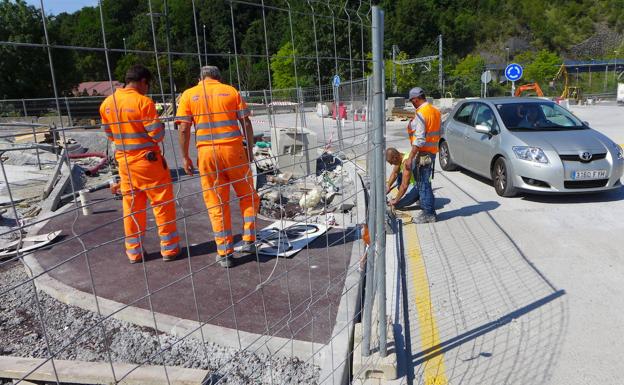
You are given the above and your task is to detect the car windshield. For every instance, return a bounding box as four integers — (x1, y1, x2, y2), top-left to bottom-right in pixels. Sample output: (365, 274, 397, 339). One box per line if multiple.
(496, 102, 586, 131)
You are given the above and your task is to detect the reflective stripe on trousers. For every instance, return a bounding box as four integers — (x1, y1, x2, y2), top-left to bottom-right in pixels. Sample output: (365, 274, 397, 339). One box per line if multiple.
(197, 143, 260, 256)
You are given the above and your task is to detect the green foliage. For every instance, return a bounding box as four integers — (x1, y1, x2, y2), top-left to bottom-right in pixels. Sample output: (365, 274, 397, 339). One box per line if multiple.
(271, 42, 312, 90)
(450, 54, 485, 97)
(523, 50, 562, 84)
(0, 0, 622, 100)
(386, 52, 419, 94)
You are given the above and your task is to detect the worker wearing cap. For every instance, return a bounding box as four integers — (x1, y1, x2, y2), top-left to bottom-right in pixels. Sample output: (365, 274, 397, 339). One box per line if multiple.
(100, 64, 180, 263)
(386, 147, 419, 210)
(176, 66, 259, 268)
(402, 87, 441, 223)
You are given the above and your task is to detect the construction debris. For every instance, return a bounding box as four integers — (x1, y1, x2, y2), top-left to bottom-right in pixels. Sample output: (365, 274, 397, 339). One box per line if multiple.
(0, 230, 62, 259)
(258, 152, 357, 227)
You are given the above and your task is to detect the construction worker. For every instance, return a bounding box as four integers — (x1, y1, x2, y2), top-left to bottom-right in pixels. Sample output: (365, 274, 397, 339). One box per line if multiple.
(176, 66, 259, 268)
(405, 87, 441, 223)
(100, 64, 180, 263)
(386, 147, 419, 210)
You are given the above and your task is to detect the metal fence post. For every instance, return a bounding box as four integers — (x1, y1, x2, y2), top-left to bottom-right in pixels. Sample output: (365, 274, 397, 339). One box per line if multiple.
(22, 99, 28, 118)
(361, 125, 377, 358)
(372, 5, 387, 358)
(64, 97, 73, 127)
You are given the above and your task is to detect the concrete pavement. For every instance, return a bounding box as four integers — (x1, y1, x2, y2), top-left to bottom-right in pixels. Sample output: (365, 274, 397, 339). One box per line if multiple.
(389, 102, 624, 384)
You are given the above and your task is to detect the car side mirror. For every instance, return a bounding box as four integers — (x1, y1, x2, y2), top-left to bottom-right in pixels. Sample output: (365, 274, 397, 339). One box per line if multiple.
(475, 124, 492, 134)
(583, 121, 590, 126)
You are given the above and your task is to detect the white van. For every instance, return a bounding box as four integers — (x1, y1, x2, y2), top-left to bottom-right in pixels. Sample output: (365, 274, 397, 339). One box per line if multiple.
(618, 83, 624, 104)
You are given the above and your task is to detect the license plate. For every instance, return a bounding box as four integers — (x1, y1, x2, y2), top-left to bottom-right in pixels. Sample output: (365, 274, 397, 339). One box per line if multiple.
(571, 170, 608, 180)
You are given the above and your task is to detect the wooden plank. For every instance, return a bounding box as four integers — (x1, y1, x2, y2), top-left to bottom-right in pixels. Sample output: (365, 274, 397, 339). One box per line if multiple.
(0, 356, 208, 385)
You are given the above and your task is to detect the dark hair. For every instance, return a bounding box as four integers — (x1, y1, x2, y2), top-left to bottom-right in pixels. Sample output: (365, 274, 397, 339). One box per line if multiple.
(125, 64, 152, 84)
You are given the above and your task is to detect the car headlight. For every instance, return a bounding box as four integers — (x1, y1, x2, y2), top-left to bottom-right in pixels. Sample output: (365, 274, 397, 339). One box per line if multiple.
(616, 144, 624, 160)
(512, 146, 549, 164)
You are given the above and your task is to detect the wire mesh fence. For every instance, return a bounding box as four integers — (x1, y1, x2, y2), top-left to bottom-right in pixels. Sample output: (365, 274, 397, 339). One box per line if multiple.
(0, 1, 390, 384)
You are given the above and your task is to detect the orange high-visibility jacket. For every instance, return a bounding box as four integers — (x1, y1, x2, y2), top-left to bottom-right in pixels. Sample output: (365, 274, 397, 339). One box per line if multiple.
(175, 79, 250, 146)
(100, 88, 165, 154)
(407, 102, 441, 154)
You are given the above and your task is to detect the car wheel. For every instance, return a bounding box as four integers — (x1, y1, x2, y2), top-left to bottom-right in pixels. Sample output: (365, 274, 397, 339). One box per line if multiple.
(492, 157, 516, 197)
(439, 141, 458, 171)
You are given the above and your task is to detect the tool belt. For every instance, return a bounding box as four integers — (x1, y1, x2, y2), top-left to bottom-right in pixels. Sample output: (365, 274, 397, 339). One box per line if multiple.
(414, 152, 435, 182)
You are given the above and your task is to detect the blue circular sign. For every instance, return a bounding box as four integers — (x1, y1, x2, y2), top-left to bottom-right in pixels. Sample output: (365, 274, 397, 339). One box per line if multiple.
(333, 74, 341, 87)
(505, 63, 523, 82)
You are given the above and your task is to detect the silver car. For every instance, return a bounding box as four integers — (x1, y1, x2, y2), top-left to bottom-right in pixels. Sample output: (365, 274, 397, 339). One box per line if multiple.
(439, 97, 624, 196)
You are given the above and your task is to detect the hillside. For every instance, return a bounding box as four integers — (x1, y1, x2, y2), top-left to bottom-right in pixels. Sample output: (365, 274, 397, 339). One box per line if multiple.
(1, 0, 623, 100)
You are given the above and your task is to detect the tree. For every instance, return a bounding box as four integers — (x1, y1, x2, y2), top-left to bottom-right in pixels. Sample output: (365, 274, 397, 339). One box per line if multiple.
(271, 42, 312, 90)
(524, 50, 562, 85)
(449, 54, 485, 97)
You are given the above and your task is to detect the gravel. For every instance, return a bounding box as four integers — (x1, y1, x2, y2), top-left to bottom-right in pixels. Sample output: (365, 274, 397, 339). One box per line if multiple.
(0, 261, 320, 384)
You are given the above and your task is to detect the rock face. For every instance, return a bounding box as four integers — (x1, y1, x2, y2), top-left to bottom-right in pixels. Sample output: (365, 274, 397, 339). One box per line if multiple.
(568, 24, 624, 59)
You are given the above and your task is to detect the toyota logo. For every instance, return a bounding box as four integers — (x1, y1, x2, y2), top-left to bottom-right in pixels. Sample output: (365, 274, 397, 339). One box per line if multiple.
(580, 151, 593, 161)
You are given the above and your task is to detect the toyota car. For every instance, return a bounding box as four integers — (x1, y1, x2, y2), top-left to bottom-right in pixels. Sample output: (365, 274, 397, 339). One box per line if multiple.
(439, 97, 624, 197)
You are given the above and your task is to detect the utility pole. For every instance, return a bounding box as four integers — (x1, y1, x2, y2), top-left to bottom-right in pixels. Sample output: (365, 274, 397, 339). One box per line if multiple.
(203, 24, 207, 67)
(438, 34, 443, 93)
(392, 44, 398, 93)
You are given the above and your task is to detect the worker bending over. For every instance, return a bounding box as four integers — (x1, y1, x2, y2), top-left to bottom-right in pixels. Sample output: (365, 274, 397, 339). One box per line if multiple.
(100, 65, 180, 263)
(176, 66, 259, 268)
(386, 147, 419, 210)
(405, 87, 441, 224)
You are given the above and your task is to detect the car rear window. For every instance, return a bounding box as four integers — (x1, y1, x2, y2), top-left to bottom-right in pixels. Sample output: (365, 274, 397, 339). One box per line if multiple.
(454, 103, 474, 125)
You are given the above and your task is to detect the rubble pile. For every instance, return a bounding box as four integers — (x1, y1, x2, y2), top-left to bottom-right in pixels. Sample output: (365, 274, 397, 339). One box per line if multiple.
(258, 153, 357, 226)
(0, 128, 113, 248)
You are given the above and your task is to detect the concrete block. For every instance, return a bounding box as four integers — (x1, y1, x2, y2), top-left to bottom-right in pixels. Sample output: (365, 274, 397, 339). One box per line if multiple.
(37, 116, 71, 127)
(352, 322, 398, 381)
(385, 97, 405, 111)
(40, 163, 83, 212)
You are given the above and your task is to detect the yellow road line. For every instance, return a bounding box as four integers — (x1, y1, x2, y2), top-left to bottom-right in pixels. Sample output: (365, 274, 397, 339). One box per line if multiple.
(404, 223, 448, 385)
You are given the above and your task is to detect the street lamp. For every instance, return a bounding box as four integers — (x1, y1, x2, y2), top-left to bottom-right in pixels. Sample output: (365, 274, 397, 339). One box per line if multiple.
(615, 50, 619, 83)
(505, 47, 510, 85)
(123, 37, 127, 54)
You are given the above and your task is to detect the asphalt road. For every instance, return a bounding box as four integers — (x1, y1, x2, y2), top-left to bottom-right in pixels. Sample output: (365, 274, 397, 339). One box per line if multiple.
(388, 102, 624, 384)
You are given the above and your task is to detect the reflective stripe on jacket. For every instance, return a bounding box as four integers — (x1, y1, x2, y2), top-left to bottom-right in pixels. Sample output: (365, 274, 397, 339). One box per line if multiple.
(408, 102, 441, 154)
(99, 88, 163, 155)
(175, 79, 249, 146)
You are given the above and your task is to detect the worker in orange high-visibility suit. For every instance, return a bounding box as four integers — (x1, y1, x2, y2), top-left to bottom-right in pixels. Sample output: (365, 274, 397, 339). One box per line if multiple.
(100, 64, 180, 263)
(176, 65, 259, 268)
(403, 87, 441, 224)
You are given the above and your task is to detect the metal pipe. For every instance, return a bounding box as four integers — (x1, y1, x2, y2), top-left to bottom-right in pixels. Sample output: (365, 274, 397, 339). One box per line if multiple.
(372, 5, 387, 357)
(163, 0, 177, 120)
(31, 126, 42, 170)
(439, 34, 443, 93)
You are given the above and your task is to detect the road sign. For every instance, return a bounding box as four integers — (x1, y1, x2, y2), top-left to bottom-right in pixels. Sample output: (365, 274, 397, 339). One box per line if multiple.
(481, 70, 492, 84)
(333, 74, 341, 87)
(505, 63, 523, 82)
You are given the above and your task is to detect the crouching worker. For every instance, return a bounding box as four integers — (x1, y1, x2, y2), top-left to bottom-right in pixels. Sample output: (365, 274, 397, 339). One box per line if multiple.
(386, 147, 419, 210)
(100, 64, 180, 263)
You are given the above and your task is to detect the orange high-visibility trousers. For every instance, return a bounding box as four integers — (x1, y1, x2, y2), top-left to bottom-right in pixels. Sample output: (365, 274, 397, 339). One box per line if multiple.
(118, 152, 180, 261)
(197, 143, 259, 256)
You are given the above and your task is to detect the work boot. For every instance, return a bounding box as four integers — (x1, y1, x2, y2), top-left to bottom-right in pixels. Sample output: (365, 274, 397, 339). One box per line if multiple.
(162, 250, 180, 262)
(216, 254, 234, 268)
(411, 212, 437, 224)
(128, 248, 147, 264)
(240, 241, 257, 254)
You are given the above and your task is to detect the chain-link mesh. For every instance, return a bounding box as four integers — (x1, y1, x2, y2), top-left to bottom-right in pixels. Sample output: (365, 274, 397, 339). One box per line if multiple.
(0, 1, 390, 384)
